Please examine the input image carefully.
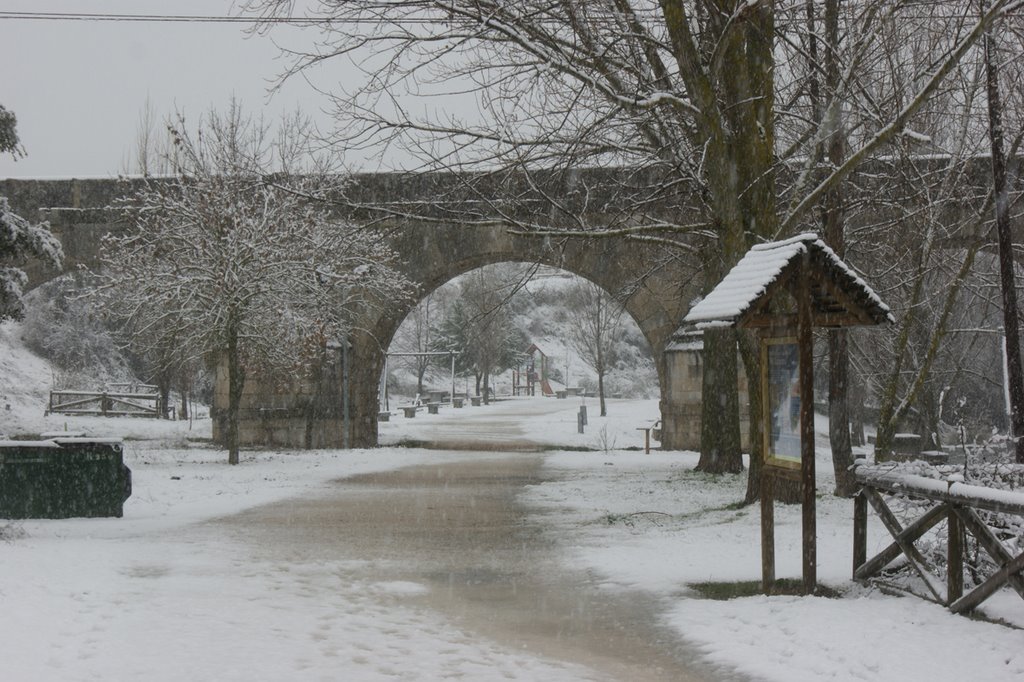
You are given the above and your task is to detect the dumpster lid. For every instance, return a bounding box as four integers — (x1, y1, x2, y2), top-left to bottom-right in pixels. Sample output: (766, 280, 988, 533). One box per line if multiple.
(50, 437, 124, 446)
(0, 439, 62, 449)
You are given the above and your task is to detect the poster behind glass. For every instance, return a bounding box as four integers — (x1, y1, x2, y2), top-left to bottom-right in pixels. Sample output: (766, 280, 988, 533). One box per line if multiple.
(766, 340, 801, 465)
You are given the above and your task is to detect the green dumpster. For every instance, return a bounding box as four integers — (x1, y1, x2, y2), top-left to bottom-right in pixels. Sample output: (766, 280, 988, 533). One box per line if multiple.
(0, 438, 131, 519)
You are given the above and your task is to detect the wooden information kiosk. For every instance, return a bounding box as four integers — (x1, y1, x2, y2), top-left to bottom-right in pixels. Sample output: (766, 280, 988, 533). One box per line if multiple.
(684, 234, 892, 594)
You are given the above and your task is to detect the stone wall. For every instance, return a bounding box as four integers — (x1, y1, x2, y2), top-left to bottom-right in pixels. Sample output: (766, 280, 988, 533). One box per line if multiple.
(663, 336, 750, 452)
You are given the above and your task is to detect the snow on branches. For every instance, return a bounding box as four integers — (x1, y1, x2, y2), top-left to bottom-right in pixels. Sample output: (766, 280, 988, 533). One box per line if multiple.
(0, 196, 64, 322)
(95, 104, 412, 462)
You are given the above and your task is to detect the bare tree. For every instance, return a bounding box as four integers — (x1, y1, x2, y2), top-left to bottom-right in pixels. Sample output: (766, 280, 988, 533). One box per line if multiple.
(122, 96, 178, 177)
(982, 0, 1024, 463)
(437, 265, 529, 403)
(837, 5, 1024, 460)
(392, 292, 442, 396)
(567, 280, 625, 417)
(97, 102, 411, 464)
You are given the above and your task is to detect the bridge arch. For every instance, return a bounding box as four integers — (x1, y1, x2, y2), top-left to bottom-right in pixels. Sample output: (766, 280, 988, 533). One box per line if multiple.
(381, 260, 660, 411)
(368, 222, 676, 371)
(335, 220, 693, 450)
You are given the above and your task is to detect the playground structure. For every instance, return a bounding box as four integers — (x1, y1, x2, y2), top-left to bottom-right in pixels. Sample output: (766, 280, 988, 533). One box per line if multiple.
(512, 344, 555, 397)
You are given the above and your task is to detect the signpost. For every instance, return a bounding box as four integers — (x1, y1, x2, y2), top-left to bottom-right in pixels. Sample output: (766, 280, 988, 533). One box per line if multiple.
(683, 234, 892, 594)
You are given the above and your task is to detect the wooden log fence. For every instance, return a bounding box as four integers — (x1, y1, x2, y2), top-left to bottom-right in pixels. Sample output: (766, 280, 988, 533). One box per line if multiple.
(853, 463, 1024, 614)
(47, 389, 164, 418)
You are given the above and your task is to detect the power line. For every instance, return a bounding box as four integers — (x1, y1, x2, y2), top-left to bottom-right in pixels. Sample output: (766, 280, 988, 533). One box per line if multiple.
(0, 11, 242, 23)
(0, 11, 443, 24)
(0, 9, 1000, 25)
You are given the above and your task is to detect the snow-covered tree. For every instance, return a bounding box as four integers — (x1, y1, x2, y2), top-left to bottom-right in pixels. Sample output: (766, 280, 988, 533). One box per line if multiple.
(566, 281, 624, 418)
(96, 102, 411, 464)
(1, 104, 63, 322)
(436, 266, 529, 402)
(0, 105, 20, 158)
(20, 274, 137, 389)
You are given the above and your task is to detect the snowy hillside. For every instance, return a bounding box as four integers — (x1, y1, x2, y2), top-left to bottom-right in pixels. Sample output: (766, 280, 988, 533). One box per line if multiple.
(512, 270, 658, 398)
(0, 319, 209, 441)
(0, 320, 54, 436)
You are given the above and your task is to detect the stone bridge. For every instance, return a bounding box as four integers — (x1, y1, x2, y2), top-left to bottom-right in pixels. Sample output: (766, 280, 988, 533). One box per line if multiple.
(0, 174, 700, 450)
(4, 158, 1019, 451)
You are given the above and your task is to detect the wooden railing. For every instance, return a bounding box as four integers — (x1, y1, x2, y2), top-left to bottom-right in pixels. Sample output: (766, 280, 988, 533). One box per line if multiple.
(47, 389, 164, 418)
(854, 462, 1024, 614)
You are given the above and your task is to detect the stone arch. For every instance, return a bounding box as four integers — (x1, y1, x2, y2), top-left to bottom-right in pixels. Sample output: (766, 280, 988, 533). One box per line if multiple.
(370, 226, 675, 369)
(341, 220, 692, 449)
(380, 260, 661, 408)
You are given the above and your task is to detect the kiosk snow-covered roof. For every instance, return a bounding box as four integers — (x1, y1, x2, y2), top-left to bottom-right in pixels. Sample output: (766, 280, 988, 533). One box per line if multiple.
(682, 233, 893, 330)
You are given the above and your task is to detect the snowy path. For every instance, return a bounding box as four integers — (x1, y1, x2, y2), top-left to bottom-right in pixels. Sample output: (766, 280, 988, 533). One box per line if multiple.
(0, 442, 722, 682)
(211, 456, 722, 682)
(379, 395, 660, 451)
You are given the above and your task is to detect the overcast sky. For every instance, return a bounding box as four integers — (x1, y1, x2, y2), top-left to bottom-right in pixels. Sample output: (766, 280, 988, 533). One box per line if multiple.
(0, 0, 337, 178)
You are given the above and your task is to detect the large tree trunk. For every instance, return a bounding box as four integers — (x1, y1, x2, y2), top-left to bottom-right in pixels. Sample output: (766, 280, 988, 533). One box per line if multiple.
(984, 14, 1024, 463)
(178, 375, 189, 420)
(698, 327, 743, 474)
(157, 378, 172, 421)
(820, 0, 857, 497)
(597, 345, 607, 417)
(829, 331, 857, 496)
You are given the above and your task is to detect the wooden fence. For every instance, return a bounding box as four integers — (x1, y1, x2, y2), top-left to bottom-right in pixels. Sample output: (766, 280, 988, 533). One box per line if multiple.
(47, 388, 164, 418)
(854, 463, 1024, 615)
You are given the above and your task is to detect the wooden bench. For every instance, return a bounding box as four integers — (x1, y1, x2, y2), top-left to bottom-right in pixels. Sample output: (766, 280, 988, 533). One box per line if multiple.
(378, 411, 391, 422)
(636, 420, 661, 454)
(401, 406, 418, 418)
(452, 398, 464, 408)
(470, 396, 482, 406)
(427, 403, 441, 415)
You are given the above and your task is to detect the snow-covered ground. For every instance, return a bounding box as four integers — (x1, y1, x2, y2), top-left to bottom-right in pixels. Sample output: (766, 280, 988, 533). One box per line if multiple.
(524, 448, 1024, 681)
(3, 320, 1023, 680)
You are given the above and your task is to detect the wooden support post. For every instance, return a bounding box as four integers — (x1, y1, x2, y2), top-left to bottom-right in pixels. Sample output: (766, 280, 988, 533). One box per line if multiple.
(798, 258, 817, 594)
(863, 488, 945, 603)
(951, 549, 1024, 614)
(853, 491, 867, 578)
(761, 471, 775, 594)
(450, 352, 456, 407)
(947, 506, 964, 605)
(953, 506, 1024, 600)
(855, 503, 947, 581)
